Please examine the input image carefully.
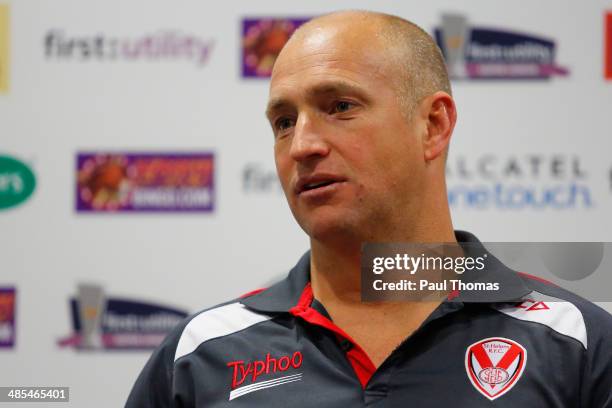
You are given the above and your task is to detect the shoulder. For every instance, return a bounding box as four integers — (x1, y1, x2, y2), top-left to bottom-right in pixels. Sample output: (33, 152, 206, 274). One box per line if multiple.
(172, 296, 275, 363)
(126, 292, 275, 407)
(493, 272, 612, 351)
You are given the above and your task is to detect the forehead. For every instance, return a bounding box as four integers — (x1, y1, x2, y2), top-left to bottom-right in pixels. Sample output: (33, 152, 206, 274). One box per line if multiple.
(267, 23, 397, 108)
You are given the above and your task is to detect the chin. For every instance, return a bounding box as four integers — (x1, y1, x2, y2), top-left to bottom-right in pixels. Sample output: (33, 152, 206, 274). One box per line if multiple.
(299, 211, 363, 244)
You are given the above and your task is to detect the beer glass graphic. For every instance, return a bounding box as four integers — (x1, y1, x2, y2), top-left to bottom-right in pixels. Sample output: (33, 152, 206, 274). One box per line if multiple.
(77, 284, 106, 349)
(440, 14, 469, 78)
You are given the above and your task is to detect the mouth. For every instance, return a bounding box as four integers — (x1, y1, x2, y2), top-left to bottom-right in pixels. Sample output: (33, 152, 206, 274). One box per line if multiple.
(295, 175, 346, 196)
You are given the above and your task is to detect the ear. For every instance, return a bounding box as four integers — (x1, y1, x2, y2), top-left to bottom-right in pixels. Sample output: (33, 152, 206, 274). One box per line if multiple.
(421, 92, 457, 162)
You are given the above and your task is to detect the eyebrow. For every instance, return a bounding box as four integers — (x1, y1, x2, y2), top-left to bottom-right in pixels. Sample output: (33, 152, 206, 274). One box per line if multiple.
(265, 80, 369, 120)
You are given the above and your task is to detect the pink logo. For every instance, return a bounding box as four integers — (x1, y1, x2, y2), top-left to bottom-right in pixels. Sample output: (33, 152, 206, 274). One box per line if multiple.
(516, 299, 550, 311)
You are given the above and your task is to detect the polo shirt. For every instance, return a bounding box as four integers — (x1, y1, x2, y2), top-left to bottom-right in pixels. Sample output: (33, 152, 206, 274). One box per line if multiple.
(126, 231, 612, 407)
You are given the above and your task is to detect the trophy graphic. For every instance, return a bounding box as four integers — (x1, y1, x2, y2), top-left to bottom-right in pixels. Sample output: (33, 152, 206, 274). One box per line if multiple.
(440, 14, 470, 79)
(77, 284, 106, 349)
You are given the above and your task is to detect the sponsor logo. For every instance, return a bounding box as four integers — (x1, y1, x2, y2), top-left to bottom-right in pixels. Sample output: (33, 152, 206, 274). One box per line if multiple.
(58, 284, 188, 350)
(606, 12, 612, 80)
(0, 287, 16, 348)
(435, 13, 568, 79)
(243, 163, 282, 193)
(242, 18, 310, 78)
(227, 351, 303, 400)
(44, 30, 214, 67)
(446, 154, 592, 210)
(76, 152, 214, 212)
(0, 5, 9, 93)
(465, 337, 527, 400)
(0, 155, 36, 211)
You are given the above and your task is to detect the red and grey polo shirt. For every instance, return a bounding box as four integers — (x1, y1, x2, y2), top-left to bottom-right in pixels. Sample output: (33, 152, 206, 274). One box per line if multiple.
(126, 231, 612, 407)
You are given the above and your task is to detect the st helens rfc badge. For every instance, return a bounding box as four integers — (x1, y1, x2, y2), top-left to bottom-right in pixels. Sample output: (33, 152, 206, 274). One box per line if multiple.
(465, 337, 527, 400)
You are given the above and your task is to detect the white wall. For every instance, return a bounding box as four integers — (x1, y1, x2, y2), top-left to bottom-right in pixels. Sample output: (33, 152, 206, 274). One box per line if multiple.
(1, 1, 611, 406)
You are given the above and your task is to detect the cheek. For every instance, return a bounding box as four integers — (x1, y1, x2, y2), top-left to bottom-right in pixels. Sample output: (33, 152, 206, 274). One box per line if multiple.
(358, 141, 419, 194)
(274, 151, 292, 190)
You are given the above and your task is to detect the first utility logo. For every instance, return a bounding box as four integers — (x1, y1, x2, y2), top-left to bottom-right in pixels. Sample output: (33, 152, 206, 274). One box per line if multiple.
(435, 13, 568, 79)
(226, 351, 303, 401)
(44, 29, 214, 67)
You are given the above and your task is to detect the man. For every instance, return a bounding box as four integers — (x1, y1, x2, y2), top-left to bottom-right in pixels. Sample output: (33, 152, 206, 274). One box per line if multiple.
(127, 11, 612, 407)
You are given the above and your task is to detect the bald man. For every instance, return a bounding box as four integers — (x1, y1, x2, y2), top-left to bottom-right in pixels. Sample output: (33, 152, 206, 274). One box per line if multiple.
(127, 11, 612, 407)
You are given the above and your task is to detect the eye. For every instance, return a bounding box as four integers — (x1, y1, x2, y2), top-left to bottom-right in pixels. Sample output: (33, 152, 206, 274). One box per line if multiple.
(275, 117, 295, 132)
(331, 101, 355, 114)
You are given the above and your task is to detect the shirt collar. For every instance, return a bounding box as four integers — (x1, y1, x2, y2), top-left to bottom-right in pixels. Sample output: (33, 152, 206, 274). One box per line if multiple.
(240, 230, 531, 313)
(451, 230, 531, 303)
(239, 251, 311, 313)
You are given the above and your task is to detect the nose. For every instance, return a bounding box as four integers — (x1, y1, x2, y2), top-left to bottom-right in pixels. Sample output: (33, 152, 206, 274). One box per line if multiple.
(289, 113, 330, 163)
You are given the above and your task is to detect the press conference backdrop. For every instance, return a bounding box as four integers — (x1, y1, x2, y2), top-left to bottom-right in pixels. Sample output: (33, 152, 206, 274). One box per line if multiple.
(1, 0, 611, 406)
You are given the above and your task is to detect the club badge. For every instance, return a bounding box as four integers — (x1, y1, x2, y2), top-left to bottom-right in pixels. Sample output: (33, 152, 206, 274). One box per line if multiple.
(465, 337, 527, 400)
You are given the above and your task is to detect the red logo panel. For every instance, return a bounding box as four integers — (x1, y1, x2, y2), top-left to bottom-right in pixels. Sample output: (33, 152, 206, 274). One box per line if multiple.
(465, 337, 527, 400)
(606, 12, 612, 80)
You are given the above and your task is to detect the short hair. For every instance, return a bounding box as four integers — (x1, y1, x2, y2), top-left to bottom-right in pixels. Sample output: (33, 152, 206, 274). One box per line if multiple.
(293, 11, 452, 120)
(377, 13, 452, 118)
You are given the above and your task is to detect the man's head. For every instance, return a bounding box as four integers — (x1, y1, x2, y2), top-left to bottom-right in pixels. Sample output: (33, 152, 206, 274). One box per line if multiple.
(266, 11, 457, 246)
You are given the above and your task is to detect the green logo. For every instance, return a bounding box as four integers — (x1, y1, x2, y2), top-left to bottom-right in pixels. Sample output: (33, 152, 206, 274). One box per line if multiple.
(0, 155, 36, 210)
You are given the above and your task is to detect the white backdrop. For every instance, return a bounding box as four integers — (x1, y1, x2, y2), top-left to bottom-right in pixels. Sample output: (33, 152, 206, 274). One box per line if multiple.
(1, 0, 611, 406)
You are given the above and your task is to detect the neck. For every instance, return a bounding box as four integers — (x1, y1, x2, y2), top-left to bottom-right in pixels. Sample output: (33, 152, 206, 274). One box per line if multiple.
(309, 196, 456, 307)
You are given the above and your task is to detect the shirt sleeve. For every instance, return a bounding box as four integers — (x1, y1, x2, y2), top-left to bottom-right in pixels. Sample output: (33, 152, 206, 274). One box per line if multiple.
(125, 326, 183, 408)
(581, 304, 612, 408)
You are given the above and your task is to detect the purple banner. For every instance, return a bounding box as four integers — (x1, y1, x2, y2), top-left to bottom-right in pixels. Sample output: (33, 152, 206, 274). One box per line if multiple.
(434, 14, 569, 80)
(58, 284, 189, 351)
(242, 18, 310, 78)
(0, 288, 16, 348)
(76, 152, 214, 212)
